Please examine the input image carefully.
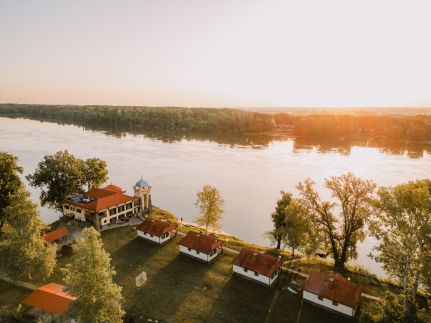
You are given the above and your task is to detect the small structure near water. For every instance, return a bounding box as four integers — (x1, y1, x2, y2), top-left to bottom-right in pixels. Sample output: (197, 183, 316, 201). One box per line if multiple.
(232, 249, 283, 286)
(302, 272, 362, 318)
(136, 218, 176, 244)
(179, 231, 223, 263)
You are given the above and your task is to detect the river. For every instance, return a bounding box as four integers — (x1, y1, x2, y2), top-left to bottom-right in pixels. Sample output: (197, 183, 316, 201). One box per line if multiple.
(1, 116, 430, 277)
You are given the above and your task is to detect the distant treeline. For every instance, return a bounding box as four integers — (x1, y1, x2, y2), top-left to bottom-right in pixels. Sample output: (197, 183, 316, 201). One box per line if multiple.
(0, 104, 274, 133)
(1, 104, 431, 143)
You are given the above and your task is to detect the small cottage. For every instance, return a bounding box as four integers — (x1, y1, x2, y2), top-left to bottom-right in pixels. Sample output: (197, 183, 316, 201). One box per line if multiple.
(21, 283, 76, 322)
(136, 218, 176, 244)
(179, 231, 223, 263)
(302, 272, 362, 317)
(232, 249, 283, 286)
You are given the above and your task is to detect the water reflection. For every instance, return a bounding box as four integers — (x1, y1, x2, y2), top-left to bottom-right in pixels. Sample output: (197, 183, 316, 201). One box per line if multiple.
(5, 115, 431, 157)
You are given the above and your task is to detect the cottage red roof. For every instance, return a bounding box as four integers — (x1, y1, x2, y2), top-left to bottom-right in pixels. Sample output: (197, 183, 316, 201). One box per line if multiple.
(22, 283, 76, 315)
(179, 231, 222, 254)
(233, 249, 283, 277)
(65, 185, 134, 213)
(303, 272, 362, 308)
(43, 227, 69, 242)
(137, 218, 175, 237)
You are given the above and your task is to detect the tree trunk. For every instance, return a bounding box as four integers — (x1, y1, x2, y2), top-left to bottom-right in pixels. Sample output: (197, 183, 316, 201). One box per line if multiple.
(0, 220, 4, 232)
(402, 262, 410, 310)
(276, 236, 281, 250)
(292, 247, 295, 257)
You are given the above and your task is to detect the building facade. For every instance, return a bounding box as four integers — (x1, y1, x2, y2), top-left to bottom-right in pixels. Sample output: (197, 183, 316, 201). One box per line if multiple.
(232, 249, 283, 286)
(179, 231, 223, 263)
(302, 272, 362, 317)
(63, 184, 135, 229)
(137, 218, 176, 244)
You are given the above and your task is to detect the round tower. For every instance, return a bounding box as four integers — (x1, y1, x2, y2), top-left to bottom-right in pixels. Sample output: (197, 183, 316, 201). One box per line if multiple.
(133, 177, 152, 214)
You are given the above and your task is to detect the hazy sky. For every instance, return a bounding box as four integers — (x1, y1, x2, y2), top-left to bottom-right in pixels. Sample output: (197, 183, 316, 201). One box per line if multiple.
(1, 0, 430, 107)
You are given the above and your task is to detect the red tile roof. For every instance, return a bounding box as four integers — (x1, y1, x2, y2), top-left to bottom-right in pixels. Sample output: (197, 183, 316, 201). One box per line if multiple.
(65, 185, 134, 213)
(22, 283, 76, 315)
(233, 249, 283, 277)
(137, 218, 175, 237)
(43, 227, 69, 242)
(303, 272, 362, 308)
(179, 231, 223, 254)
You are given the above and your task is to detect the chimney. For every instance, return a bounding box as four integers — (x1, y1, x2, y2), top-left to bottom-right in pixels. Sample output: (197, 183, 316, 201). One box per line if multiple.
(329, 276, 334, 289)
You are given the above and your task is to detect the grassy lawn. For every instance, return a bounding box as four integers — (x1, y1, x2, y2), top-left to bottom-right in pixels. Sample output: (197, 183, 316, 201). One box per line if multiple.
(0, 280, 30, 321)
(0, 225, 372, 322)
(92, 226, 353, 322)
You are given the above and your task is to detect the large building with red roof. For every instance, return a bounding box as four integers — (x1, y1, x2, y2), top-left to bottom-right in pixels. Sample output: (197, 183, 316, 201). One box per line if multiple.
(63, 184, 137, 229)
(137, 218, 176, 244)
(302, 272, 362, 317)
(179, 231, 223, 263)
(232, 248, 283, 286)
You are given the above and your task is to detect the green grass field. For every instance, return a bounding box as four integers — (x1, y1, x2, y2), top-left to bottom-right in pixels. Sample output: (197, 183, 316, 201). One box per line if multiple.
(1, 226, 359, 322)
(99, 227, 353, 322)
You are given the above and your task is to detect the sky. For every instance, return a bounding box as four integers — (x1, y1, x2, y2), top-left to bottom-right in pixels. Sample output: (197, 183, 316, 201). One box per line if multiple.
(1, 0, 430, 108)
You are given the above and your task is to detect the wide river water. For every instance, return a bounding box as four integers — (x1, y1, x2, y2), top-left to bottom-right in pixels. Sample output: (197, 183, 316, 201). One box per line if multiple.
(1, 116, 430, 277)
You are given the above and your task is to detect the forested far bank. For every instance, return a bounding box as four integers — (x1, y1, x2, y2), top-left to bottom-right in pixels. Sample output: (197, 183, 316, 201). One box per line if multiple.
(1, 104, 431, 143)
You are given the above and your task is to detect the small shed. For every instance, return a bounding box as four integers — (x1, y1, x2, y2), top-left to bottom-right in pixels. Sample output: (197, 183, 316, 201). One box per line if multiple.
(302, 272, 362, 317)
(43, 227, 69, 244)
(22, 283, 76, 320)
(232, 249, 283, 286)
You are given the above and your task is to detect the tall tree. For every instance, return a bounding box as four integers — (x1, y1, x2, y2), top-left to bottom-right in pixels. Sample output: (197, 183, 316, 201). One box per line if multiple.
(267, 191, 293, 250)
(370, 179, 431, 310)
(82, 158, 109, 190)
(0, 152, 23, 232)
(297, 173, 376, 271)
(281, 200, 313, 256)
(26, 151, 108, 211)
(194, 185, 224, 232)
(0, 186, 56, 280)
(62, 227, 124, 323)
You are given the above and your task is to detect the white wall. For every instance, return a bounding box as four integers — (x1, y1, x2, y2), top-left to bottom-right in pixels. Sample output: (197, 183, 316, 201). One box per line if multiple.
(64, 201, 135, 226)
(232, 264, 279, 286)
(63, 205, 86, 221)
(179, 245, 219, 262)
(303, 290, 356, 317)
(137, 230, 173, 244)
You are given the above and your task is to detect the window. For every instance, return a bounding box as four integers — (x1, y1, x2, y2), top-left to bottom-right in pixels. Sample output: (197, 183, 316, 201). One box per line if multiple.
(64, 205, 69, 210)
(126, 203, 132, 210)
(244, 268, 248, 273)
(76, 208, 81, 213)
(143, 232, 147, 236)
(332, 301, 338, 306)
(109, 208, 117, 216)
(118, 205, 125, 213)
(197, 251, 200, 254)
(254, 272, 259, 277)
(318, 296, 324, 301)
(188, 248, 192, 252)
(150, 234, 153, 237)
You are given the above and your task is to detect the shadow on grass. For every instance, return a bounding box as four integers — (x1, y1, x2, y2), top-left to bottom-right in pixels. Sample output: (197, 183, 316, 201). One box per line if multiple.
(109, 237, 163, 282)
(127, 254, 213, 321)
(206, 274, 283, 323)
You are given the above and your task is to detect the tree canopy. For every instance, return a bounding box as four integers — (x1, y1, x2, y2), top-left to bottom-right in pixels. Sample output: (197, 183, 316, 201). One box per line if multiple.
(370, 179, 431, 312)
(0, 152, 23, 231)
(62, 227, 124, 323)
(194, 185, 224, 232)
(26, 151, 108, 210)
(297, 173, 376, 271)
(0, 186, 56, 280)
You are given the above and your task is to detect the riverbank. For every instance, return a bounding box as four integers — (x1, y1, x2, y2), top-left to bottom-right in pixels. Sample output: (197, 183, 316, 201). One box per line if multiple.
(1, 211, 430, 321)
